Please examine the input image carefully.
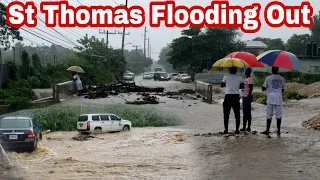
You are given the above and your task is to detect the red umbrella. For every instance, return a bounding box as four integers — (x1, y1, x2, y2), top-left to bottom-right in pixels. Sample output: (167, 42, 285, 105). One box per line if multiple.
(224, 52, 264, 68)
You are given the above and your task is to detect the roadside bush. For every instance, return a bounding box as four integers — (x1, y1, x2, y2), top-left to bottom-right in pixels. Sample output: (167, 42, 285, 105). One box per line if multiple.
(252, 92, 267, 105)
(283, 91, 307, 100)
(5, 97, 31, 111)
(27, 76, 41, 88)
(6, 79, 31, 89)
(253, 78, 264, 87)
(32, 105, 180, 131)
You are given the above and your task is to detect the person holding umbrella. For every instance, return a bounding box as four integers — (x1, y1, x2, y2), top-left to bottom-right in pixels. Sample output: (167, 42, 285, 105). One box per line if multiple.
(261, 67, 285, 136)
(257, 50, 305, 136)
(213, 58, 248, 134)
(67, 66, 85, 96)
(221, 67, 244, 134)
(72, 72, 83, 96)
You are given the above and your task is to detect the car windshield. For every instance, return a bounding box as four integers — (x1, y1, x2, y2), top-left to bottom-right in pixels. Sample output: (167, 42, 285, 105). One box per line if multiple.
(0, 119, 31, 128)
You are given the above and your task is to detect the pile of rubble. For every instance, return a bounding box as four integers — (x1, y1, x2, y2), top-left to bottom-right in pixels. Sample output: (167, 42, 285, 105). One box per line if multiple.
(285, 82, 320, 98)
(83, 82, 165, 99)
(302, 115, 320, 130)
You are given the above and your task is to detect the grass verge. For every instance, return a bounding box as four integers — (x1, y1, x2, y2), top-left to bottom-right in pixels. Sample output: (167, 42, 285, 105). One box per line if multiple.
(32, 105, 180, 131)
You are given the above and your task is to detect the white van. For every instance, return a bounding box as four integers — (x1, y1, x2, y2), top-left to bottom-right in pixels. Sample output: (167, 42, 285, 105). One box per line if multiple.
(77, 114, 132, 134)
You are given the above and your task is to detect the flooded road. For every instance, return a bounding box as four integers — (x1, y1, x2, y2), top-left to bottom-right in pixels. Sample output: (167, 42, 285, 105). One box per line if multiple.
(5, 77, 320, 179)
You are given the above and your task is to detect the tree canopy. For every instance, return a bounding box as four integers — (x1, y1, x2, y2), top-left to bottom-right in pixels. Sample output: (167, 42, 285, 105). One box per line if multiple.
(285, 34, 311, 56)
(166, 27, 245, 73)
(0, 3, 23, 50)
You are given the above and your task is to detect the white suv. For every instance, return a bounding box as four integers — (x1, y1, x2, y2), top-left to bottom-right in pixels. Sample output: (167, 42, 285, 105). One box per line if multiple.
(77, 114, 132, 134)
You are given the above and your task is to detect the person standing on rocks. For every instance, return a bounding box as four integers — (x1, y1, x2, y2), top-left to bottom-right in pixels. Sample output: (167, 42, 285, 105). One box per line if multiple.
(221, 67, 244, 134)
(261, 67, 285, 136)
(240, 68, 254, 132)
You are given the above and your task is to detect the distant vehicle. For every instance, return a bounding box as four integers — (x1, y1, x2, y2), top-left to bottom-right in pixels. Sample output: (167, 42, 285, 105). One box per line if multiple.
(168, 73, 179, 80)
(77, 114, 132, 134)
(154, 67, 163, 72)
(174, 73, 189, 81)
(154, 72, 170, 81)
(123, 72, 135, 81)
(143, 72, 153, 79)
(180, 74, 192, 83)
(0, 117, 42, 152)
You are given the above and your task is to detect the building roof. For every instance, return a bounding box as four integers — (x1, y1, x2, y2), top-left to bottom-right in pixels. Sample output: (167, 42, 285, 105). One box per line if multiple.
(244, 41, 268, 49)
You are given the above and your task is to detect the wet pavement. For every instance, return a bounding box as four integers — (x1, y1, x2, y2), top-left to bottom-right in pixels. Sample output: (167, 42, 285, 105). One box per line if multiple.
(4, 76, 320, 179)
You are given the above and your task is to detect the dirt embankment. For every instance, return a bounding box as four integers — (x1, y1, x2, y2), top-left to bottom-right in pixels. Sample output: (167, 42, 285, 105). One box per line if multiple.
(303, 115, 320, 130)
(286, 82, 320, 98)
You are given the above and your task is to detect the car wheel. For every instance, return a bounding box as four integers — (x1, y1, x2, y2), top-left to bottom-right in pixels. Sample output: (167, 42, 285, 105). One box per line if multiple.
(123, 125, 130, 132)
(28, 140, 37, 152)
(93, 127, 102, 134)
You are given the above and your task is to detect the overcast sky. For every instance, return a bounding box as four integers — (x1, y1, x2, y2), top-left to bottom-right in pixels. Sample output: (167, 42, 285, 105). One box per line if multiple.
(4, 0, 320, 60)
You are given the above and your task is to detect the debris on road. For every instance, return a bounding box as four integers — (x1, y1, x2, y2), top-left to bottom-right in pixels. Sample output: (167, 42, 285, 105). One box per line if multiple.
(302, 115, 320, 130)
(125, 94, 160, 105)
(71, 135, 104, 141)
(83, 82, 165, 99)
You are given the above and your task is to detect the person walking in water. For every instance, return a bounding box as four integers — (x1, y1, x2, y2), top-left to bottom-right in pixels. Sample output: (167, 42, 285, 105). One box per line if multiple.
(221, 67, 244, 134)
(261, 67, 285, 136)
(240, 68, 254, 132)
(72, 72, 83, 96)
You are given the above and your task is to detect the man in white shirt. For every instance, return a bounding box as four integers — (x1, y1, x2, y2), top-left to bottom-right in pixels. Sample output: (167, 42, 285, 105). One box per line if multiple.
(72, 72, 83, 96)
(221, 67, 244, 134)
(261, 67, 285, 136)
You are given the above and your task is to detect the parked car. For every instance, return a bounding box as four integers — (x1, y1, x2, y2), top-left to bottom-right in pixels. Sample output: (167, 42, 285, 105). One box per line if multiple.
(175, 73, 189, 81)
(77, 114, 132, 134)
(0, 117, 42, 152)
(168, 73, 179, 80)
(123, 72, 135, 81)
(154, 72, 170, 81)
(143, 72, 153, 79)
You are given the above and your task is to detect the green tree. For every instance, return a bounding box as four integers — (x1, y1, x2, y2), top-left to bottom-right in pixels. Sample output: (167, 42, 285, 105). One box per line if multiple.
(124, 49, 153, 74)
(0, 3, 23, 50)
(285, 34, 311, 56)
(167, 27, 245, 73)
(75, 34, 126, 83)
(158, 44, 173, 72)
(21, 50, 30, 67)
(31, 53, 42, 71)
(310, 13, 320, 45)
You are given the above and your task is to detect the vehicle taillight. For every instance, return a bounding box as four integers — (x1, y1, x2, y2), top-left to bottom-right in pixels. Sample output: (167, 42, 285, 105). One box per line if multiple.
(28, 130, 35, 138)
(87, 121, 90, 130)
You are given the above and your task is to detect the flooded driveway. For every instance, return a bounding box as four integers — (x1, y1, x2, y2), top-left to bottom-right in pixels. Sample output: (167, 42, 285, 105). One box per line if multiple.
(5, 77, 320, 179)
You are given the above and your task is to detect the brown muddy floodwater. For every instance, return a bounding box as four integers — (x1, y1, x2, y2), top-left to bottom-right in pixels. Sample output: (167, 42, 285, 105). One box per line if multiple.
(4, 78, 320, 179)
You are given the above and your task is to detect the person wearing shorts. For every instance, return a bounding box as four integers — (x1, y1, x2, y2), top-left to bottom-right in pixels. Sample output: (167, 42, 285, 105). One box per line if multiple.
(261, 67, 285, 136)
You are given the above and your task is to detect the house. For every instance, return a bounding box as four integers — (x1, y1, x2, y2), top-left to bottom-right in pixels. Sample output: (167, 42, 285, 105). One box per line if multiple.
(244, 40, 268, 55)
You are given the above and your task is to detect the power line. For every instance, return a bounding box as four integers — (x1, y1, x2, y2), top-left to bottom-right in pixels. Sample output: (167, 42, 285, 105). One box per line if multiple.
(34, 27, 78, 47)
(21, 28, 105, 58)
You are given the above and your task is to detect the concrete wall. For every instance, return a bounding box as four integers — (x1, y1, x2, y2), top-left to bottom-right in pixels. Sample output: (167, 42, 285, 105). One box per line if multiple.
(195, 81, 212, 104)
(53, 81, 77, 102)
(195, 73, 227, 84)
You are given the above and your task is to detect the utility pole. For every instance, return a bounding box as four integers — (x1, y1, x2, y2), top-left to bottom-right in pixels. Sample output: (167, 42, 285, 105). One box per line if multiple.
(121, 0, 128, 55)
(147, 38, 150, 59)
(119, 31, 130, 54)
(143, 26, 147, 57)
(132, 45, 141, 59)
(99, 29, 116, 55)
